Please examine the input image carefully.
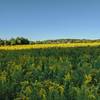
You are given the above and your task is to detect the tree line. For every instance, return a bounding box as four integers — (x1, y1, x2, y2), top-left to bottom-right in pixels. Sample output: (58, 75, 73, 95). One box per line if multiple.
(0, 37, 30, 46)
(0, 37, 100, 46)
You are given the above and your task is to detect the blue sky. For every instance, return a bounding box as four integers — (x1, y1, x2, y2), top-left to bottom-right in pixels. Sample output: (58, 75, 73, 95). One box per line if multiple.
(0, 0, 100, 40)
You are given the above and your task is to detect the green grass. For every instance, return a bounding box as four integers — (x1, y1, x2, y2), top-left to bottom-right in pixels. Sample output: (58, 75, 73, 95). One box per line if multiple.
(0, 46, 100, 100)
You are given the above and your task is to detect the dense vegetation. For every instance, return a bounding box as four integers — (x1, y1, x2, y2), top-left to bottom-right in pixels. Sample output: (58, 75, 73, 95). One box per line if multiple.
(0, 37, 100, 46)
(0, 37, 30, 46)
(0, 46, 100, 100)
(36, 39, 100, 44)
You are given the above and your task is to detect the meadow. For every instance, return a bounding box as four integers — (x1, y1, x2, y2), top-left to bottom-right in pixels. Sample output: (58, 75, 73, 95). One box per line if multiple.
(0, 42, 100, 50)
(0, 43, 100, 100)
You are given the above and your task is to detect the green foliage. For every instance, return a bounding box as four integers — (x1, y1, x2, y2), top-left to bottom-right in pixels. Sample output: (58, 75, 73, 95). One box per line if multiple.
(0, 37, 30, 46)
(1, 37, 100, 46)
(0, 46, 100, 100)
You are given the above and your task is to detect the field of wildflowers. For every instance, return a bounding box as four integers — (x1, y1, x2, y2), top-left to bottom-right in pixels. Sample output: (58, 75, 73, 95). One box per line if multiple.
(0, 44, 100, 100)
(0, 42, 100, 50)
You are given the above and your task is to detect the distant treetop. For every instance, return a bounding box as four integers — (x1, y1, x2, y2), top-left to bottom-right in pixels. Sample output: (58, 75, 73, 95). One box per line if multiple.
(0, 37, 100, 46)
